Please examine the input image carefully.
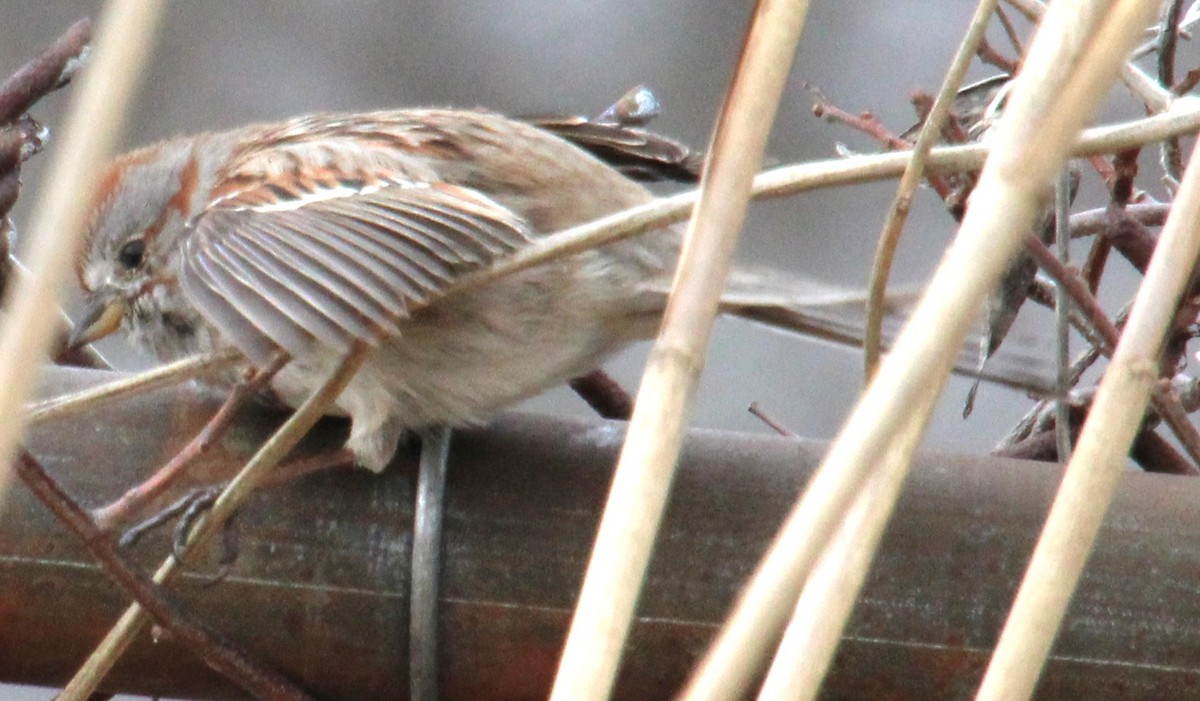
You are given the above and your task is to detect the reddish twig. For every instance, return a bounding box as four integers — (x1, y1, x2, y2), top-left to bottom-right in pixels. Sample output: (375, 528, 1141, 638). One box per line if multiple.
(811, 102, 908, 149)
(976, 36, 1020, 74)
(995, 5, 1026, 56)
(747, 402, 797, 437)
(15, 451, 317, 701)
(812, 98, 955, 199)
(0, 18, 92, 124)
(1101, 207, 1157, 273)
(1067, 202, 1169, 238)
(1110, 148, 1141, 206)
(1173, 68, 1200, 95)
(909, 91, 970, 144)
(1081, 236, 1111, 293)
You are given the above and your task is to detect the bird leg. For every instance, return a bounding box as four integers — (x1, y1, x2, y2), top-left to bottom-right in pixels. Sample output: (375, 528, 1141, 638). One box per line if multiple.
(91, 353, 289, 532)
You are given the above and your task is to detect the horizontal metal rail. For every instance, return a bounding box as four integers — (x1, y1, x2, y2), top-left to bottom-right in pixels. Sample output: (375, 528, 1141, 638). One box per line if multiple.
(0, 366, 1195, 700)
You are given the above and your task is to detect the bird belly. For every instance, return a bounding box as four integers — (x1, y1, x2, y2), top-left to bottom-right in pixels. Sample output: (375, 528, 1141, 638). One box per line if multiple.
(267, 262, 661, 470)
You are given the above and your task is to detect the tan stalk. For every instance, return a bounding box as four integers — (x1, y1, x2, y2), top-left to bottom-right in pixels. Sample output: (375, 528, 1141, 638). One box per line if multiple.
(28, 350, 239, 423)
(59, 342, 368, 701)
(0, 0, 165, 503)
(467, 99, 1200, 292)
(1006, 0, 1174, 110)
(548, 1, 814, 699)
(21, 101, 1200, 433)
(677, 0, 1151, 698)
(864, 0, 1000, 379)
(976, 10, 1200, 701)
(757, 388, 933, 701)
(46, 26, 1200, 699)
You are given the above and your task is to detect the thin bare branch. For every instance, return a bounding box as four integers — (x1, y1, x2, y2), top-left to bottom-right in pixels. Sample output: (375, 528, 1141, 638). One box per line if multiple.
(549, 1, 815, 699)
(863, 0, 1000, 379)
(28, 350, 239, 423)
(0, 18, 92, 123)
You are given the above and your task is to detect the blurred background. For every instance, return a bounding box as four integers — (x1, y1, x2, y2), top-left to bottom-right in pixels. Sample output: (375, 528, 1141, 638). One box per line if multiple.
(0, 1, 1172, 699)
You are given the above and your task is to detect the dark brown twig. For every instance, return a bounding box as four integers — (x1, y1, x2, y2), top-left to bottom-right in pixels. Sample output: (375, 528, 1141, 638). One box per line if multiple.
(0, 18, 92, 124)
(15, 451, 317, 701)
(1132, 428, 1200, 475)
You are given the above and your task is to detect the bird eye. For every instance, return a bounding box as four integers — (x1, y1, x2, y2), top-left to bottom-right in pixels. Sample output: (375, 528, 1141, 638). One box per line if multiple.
(116, 239, 146, 270)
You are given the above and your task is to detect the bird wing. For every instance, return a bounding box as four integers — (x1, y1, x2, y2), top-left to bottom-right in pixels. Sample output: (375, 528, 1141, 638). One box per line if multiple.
(180, 174, 534, 363)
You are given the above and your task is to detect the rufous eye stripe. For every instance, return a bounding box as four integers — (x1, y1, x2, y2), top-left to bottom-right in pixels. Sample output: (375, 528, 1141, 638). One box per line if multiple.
(142, 147, 200, 247)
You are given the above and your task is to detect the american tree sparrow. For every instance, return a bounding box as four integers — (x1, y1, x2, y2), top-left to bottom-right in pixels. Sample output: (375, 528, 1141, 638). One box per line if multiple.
(71, 108, 688, 471)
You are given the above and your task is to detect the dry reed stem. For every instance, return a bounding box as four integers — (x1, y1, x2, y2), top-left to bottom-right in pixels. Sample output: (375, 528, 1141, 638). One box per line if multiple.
(27, 350, 238, 423)
(975, 6, 1199, 699)
(0, 0, 164, 505)
(762, 4, 1004, 693)
(34, 31, 1200, 701)
(59, 342, 369, 701)
(757, 391, 932, 701)
(678, 0, 1150, 698)
(863, 0, 1001, 379)
(1006, 0, 1174, 111)
(467, 99, 1200, 293)
(547, 1, 814, 699)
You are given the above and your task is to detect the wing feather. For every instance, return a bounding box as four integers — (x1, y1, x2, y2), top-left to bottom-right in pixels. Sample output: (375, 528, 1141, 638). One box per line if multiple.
(181, 177, 534, 363)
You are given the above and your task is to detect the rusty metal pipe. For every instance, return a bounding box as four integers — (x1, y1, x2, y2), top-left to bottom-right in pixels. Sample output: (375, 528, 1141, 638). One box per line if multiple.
(0, 366, 1196, 699)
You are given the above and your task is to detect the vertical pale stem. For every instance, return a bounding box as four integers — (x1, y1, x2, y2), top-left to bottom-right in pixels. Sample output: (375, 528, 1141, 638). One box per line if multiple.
(679, 1, 1153, 699)
(976, 12, 1200, 701)
(863, 0, 1001, 378)
(0, 0, 165, 502)
(756, 389, 931, 701)
(547, 1, 814, 700)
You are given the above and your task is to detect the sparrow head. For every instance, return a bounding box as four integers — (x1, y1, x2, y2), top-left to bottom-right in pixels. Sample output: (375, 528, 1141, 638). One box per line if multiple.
(70, 137, 208, 356)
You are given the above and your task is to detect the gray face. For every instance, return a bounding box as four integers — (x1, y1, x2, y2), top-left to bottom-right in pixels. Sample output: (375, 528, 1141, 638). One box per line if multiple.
(78, 139, 210, 360)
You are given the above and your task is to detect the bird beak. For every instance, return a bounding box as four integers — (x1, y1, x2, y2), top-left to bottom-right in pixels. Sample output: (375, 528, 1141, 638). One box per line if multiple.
(68, 296, 127, 349)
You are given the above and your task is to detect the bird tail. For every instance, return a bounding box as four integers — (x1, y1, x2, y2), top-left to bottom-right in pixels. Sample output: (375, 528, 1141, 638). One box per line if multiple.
(641, 266, 1055, 395)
